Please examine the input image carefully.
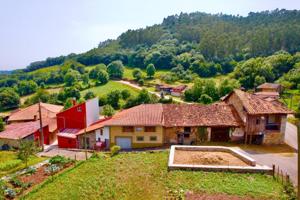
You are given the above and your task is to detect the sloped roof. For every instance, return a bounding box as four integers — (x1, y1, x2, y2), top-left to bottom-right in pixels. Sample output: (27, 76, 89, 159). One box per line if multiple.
(0, 121, 43, 140)
(230, 89, 292, 115)
(103, 104, 164, 126)
(77, 118, 111, 135)
(8, 103, 63, 122)
(162, 103, 243, 127)
(257, 83, 281, 89)
(103, 103, 243, 127)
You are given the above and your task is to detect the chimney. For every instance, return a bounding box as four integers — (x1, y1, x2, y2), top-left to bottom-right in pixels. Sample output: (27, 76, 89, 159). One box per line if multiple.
(72, 98, 76, 106)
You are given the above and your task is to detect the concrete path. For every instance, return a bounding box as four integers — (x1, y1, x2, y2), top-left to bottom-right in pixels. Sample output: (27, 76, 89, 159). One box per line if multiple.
(38, 146, 92, 161)
(285, 122, 298, 150)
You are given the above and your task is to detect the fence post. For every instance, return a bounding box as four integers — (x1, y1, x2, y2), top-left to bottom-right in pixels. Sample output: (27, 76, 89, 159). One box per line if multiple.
(272, 164, 275, 178)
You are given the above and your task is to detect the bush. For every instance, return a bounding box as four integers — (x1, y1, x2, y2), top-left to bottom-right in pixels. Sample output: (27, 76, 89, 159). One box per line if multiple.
(101, 104, 115, 117)
(49, 155, 72, 166)
(10, 176, 23, 188)
(110, 145, 121, 157)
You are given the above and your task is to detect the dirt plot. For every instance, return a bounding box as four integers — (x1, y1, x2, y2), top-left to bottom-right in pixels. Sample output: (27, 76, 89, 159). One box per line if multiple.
(173, 150, 249, 166)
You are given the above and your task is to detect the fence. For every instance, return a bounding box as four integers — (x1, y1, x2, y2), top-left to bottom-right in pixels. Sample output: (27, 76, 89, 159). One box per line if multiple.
(272, 164, 293, 186)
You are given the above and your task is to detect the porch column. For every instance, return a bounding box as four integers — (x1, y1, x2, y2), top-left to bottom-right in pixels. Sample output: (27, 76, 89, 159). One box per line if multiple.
(207, 127, 211, 142)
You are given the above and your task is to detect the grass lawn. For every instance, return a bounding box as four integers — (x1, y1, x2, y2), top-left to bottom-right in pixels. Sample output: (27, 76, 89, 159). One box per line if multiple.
(81, 81, 140, 98)
(0, 151, 46, 177)
(25, 151, 285, 200)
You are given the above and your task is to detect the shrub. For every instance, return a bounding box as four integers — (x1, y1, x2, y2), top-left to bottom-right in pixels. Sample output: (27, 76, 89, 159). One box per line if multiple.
(10, 176, 23, 188)
(49, 155, 72, 166)
(110, 145, 121, 157)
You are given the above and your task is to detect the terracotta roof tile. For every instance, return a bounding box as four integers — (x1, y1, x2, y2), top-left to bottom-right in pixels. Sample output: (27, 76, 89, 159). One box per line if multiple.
(0, 121, 42, 140)
(233, 89, 292, 115)
(8, 103, 63, 122)
(103, 103, 243, 127)
(103, 104, 163, 126)
(257, 83, 281, 89)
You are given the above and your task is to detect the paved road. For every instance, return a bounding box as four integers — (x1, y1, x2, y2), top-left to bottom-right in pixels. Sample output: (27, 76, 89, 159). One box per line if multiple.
(285, 122, 298, 150)
(241, 149, 298, 185)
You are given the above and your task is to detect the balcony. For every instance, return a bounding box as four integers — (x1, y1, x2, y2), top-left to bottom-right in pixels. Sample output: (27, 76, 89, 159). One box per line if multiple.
(265, 123, 280, 131)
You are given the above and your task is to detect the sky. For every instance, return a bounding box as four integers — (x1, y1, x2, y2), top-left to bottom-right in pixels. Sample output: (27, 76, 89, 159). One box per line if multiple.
(1, 0, 300, 70)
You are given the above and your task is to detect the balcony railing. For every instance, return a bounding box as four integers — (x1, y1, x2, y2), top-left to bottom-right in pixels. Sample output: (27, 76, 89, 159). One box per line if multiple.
(265, 123, 280, 131)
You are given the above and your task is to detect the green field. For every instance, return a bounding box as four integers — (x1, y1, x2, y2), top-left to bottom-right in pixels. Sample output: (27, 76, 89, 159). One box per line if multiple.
(81, 81, 140, 97)
(28, 65, 60, 75)
(25, 151, 285, 200)
(0, 151, 46, 177)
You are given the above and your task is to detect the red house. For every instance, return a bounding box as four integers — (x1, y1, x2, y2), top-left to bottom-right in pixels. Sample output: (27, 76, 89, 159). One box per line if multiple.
(56, 98, 100, 149)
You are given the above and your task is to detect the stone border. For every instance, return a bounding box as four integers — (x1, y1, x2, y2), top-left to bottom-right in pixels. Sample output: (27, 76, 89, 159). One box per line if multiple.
(168, 145, 273, 174)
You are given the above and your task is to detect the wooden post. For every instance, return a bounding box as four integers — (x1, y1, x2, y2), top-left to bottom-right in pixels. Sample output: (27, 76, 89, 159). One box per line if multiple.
(38, 101, 44, 151)
(272, 164, 275, 178)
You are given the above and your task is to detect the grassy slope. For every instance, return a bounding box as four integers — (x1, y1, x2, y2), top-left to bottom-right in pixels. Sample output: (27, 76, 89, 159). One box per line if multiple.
(81, 81, 140, 97)
(0, 151, 46, 177)
(25, 151, 284, 200)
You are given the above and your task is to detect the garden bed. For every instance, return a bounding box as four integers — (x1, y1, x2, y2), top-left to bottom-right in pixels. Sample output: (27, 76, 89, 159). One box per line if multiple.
(1, 156, 74, 199)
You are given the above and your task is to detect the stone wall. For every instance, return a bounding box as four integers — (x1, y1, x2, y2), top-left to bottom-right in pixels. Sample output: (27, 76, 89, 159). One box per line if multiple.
(263, 131, 284, 144)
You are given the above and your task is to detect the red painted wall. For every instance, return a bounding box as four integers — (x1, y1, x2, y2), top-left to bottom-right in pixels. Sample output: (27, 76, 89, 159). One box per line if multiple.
(34, 126, 50, 145)
(56, 103, 86, 130)
(57, 136, 77, 148)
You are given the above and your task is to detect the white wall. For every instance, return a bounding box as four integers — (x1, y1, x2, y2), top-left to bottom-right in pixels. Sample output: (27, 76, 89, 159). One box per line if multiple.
(85, 97, 100, 126)
(95, 127, 110, 142)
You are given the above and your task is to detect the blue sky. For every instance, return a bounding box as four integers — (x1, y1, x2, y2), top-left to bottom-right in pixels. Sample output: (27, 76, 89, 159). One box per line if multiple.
(1, 0, 300, 70)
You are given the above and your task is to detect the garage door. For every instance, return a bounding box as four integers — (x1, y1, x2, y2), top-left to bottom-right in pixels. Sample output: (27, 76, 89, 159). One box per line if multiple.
(211, 127, 230, 142)
(116, 137, 132, 149)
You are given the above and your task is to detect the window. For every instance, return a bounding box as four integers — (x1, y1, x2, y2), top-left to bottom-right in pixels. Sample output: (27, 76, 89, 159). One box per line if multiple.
(77, 106, 82, 112)
(136, 136, 144, 141)
(145, 126, 156, 132)
(184, 127, 191, 133)
(122, 126, 134, 132)
(184, 133, 190, 138)
(135, 127, 143, 132)
(256, 118, 260, 125)
(150, 136, 157, 141)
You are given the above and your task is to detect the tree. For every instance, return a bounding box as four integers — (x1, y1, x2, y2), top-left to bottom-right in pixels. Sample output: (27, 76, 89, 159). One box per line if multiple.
(64, 70, 81, 86)
(18, 140, 36, 167)
(146, 64, 156, 78)
(121, 89, 131, 100)
(0, 118, 5, 132)
(254, 76, 266, 87)
(101, 104, 115, 117)
(17, 80, 38, 96)
(97, 70, 109, 85)
(98, 95, 107, 106)
(58, 87, 81, 102)
(199, 94, 213, 104)
(25, 89, 50, 105)
(132, 68, 143, 81)
(106, 90, 121, 109)
(84, 91, 96, 100)
(82, 73, 89, 85)
(64, 98, 74, 110)
(107, 60, 124, 79)
(0, 88, 20, 110)
(219, 79, 240, 97)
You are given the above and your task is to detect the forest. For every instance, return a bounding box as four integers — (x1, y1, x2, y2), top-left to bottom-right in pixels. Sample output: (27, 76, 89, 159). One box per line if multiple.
(0, 9, 300, 115)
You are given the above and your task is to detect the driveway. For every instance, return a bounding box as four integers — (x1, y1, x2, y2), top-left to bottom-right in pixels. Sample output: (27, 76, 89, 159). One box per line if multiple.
(38, 146, 92, 161)
(239, 148, 298, 185)
(285, 122, 298, 150)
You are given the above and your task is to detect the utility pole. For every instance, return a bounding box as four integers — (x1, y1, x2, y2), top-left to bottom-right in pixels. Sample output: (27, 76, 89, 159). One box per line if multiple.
(38, 100, 44, 151)
(84, 115, 88, 160)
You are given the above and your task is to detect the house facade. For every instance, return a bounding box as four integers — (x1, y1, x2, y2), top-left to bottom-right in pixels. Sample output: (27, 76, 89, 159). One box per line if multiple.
(56, 98, 100, 149)
(223, 89, 292, 144)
